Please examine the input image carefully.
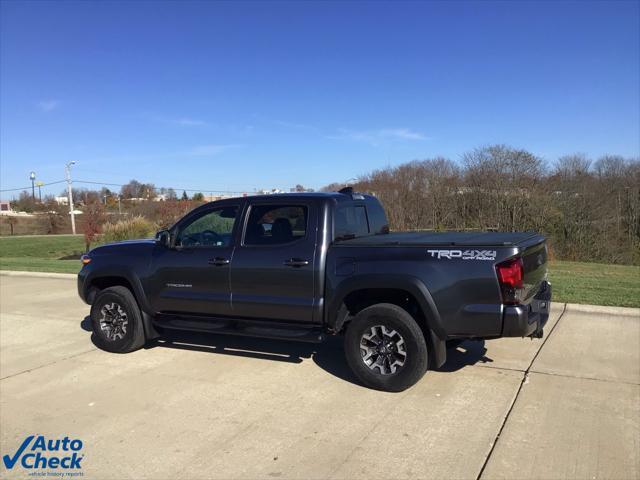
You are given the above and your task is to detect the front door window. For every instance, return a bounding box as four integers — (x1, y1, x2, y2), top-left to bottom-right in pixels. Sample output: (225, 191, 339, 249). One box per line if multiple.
(176, 206, 238, 248)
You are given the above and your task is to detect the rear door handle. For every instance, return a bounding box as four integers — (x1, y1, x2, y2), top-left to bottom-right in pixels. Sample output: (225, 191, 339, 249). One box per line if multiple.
(208, 257, 230, 266)
(284, 258, 309, 267)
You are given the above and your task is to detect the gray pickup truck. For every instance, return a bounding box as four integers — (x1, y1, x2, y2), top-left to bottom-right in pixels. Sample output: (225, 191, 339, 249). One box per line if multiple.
(78, 188, 551, 391)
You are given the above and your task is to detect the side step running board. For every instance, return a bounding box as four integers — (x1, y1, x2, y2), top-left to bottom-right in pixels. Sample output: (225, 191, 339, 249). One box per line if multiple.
(154, 313, 326, 343)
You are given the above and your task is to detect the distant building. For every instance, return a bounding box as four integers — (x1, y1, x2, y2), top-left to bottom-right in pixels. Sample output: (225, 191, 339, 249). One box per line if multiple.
(54, 196, 69, 206)
(203, 195, 223, 202)
(0, 200, 13, 214)
(0, 201, 31, 216)
(257, 188, 285, 195)
(203, 194, 241, 202)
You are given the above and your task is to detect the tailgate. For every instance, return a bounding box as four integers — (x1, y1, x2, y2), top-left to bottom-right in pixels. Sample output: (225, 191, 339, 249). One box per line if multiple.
(520, 238, 548, 302)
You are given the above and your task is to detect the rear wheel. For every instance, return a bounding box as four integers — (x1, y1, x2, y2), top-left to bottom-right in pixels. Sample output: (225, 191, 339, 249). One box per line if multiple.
(344, 303, 428, 392)
(90, 286, 146, 353)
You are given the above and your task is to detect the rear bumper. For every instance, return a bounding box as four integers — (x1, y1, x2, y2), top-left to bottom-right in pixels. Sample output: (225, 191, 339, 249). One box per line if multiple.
(502, 281, 552, 338)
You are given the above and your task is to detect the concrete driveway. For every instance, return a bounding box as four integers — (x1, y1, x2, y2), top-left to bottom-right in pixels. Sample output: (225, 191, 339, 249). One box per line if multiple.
(1, 273, 638, 480)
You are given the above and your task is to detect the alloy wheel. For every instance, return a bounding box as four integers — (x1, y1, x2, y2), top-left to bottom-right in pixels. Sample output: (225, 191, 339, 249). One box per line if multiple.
(99, 302, 128, 341)
(360, 325, 407, 375)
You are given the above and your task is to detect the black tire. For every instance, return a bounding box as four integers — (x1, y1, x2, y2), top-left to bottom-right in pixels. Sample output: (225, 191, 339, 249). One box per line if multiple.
(344, 303, 428, 392)
(90, 286, 146, 353)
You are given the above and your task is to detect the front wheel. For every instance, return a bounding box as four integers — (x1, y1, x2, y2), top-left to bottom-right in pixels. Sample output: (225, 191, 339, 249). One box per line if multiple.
(90, 286, 146, 353)
(344, 303, 428, 392)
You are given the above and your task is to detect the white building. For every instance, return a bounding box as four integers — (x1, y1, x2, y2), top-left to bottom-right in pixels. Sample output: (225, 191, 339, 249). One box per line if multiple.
(257, 188, 285, 195)
(0, 200, 13, 214)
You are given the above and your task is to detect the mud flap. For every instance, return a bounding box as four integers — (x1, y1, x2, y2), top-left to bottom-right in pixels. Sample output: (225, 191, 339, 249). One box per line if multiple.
(428, 328, 447, 368)
(142, 311, 161, 341)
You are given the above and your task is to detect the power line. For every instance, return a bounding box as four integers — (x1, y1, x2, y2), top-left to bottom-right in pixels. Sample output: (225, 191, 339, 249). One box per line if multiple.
(1, 178, 258, 195)
(0, 179, 67, 193)
(74, 180, 253, 195)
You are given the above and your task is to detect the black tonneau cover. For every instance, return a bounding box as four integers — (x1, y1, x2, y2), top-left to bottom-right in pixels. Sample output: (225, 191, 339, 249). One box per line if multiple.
(340, 231, 544, 247)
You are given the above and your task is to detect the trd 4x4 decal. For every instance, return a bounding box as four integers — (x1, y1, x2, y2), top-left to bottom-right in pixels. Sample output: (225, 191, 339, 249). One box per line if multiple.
(427, 249, 497, 261)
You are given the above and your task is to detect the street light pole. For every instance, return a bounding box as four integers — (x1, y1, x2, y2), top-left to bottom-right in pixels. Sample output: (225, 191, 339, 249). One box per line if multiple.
(29, 172, 36, 201)
(65, 161, 76, 235)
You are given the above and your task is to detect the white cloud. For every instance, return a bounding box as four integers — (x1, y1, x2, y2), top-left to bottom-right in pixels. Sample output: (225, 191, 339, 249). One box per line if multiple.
(82, 145, 239, 165)
(187, 144, 239, 156)
(147, 114, 209, 127)
(378, 128, 427, 140)
(328, 127, 428, 145)
(273, 119, 318, 131)
(250, 113, 317, 132)
(36, 100, 60, 112)
(175, 117, 208, 127)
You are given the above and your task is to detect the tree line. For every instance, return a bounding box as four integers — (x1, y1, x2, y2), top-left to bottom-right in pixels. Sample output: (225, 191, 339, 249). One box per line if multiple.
(6, 180, 208, 243)
(6, 145, 639, 264)
(324, 145, 640, 265)
(10, 180, 204, 213)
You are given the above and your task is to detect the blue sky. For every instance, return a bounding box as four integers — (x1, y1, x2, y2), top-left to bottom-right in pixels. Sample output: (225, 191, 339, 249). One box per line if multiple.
(1, 0, 639, 197)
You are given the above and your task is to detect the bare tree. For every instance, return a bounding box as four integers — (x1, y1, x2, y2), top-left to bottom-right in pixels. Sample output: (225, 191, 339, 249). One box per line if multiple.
(83, 201, 106, 252)
(322, 145, 640, 265)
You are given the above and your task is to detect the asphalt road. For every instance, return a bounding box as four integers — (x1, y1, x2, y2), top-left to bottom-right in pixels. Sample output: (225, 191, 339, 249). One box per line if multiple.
(1, 273, 638, 480)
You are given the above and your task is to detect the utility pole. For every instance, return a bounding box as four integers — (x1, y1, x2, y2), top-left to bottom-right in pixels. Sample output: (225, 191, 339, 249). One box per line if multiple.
(65, 161, 76, 234)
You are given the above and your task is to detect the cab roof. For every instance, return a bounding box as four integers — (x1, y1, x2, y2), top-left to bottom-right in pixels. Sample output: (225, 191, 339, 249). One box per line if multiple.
(206, 191, 374, 205)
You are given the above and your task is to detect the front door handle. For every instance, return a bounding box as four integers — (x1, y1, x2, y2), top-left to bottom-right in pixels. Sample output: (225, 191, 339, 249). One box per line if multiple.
(284, 258, 309, 267)
(208, 257, 230, 266)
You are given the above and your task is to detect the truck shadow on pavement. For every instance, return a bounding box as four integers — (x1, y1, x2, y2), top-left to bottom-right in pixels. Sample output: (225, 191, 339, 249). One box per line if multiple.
(436, 340, 494, 372)
(81, 316, 493, 386)
(151, 330, 361, 385)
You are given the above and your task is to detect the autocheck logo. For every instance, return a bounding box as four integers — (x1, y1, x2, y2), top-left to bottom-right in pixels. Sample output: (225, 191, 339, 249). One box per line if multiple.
(3, 435, 84, 473)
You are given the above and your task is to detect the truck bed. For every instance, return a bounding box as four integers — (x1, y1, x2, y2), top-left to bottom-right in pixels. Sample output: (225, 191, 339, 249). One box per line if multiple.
(339, 231, 543, 247)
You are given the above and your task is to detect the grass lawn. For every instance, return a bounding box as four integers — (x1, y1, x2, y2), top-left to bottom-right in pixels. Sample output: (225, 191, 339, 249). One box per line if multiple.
(1, 235, 638, 307)
(548, 260, 639, 308)
(0, 235, 85, 274)
(0, 257, 81, 274)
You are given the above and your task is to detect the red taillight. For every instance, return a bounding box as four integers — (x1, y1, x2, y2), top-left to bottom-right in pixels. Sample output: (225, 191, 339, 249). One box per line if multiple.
(496, 257, 524, 304)
(497, 258, 524, 288)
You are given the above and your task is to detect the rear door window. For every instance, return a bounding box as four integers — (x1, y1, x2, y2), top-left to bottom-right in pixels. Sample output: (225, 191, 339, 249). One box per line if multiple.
(244, 205, 308, 245)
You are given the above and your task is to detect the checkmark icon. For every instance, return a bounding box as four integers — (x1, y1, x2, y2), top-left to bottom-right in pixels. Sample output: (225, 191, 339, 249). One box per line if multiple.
(3, 435, 34, 469)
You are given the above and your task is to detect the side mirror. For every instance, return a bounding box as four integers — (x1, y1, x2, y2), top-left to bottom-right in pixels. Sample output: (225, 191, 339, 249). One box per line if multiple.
(156, 230, 171, 248)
